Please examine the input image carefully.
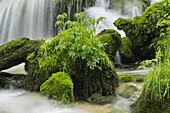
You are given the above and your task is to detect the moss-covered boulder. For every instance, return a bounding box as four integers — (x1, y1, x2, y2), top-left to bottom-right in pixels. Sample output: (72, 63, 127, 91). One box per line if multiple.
(120, 37, 134, 64)
(114, 0, 170, 62)
(98, 29, 122, 61)
(26, 14, 119, 101)
(0, 37, 44, 71)
(26, 29, 119, 100)
(40, 72, 74, 104)
(131, 91, 170, 113)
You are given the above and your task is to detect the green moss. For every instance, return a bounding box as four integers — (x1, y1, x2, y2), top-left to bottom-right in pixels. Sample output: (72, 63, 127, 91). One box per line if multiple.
(87, 93, 114, 104)
(26, 17, 119, 101)
(135, 76, 144, 82)
(114, 0, 170, 62)
(98, 29, 122, 61)
(132, 91, 170, 113)
(40, 72, 74, 104)
(120, 74, 134, 82)
(0, 37, 44, 54)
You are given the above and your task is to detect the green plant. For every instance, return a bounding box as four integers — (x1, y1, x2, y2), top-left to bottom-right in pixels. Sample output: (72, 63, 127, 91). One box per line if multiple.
(139, 29, 170, 100)
(120, 74, 134, 82)
(39, 12, 113, 74)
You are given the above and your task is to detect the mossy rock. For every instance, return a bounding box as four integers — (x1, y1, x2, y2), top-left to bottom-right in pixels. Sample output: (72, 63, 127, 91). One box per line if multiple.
(40, 72, 74, 104)
(0, 37, 44, 71)
(131, 91, 170, 113)
(120, 37, 134, 64)
(87, 93, 114, 104)
(114, 0, 170, 62)
(98, 29, 122, 61)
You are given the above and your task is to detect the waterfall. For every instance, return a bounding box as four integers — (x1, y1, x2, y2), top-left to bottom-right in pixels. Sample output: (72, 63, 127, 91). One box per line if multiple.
(151, 0, 162, 4)
(0, 0, 54, 45)
(115, 51, 122, 64)
(84, 0, 143, 36)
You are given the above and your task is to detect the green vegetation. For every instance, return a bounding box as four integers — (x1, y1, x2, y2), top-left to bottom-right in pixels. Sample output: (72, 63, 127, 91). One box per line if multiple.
(120, 74, 134, 82)
(120, 74, 144, 82)
(135, 76, 144, 82)
(114, 0, 170, 62)
(98, 29, 122, 61)
(120, 37, 134, 64)
(40, 72, 74, 104)
(131, 1, 170, 112)
(39, 13, 113, 73)
(26, 13, 119, 100)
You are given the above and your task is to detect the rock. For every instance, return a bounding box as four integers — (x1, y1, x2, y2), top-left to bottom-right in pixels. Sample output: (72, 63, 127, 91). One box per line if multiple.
(40, 72, 74, 104)
(87, 93, 115, 104)
(98, 29, 122, 62)
(0, 72, 26, 89)
(25, 28, 119, 101)
(117, 82, 143, 99)
(0, 37, 44, 71)
(114, 0, 170, 62)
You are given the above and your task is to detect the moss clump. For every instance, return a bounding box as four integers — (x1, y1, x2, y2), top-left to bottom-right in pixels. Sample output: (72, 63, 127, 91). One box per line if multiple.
(40, 72, 74, 104)
(114, 0, 170, 62)
(120, 74, 134, 82)
(98, 29, 122, 61)
(120, 74, 144, 82)
(135, 76, 144, 82)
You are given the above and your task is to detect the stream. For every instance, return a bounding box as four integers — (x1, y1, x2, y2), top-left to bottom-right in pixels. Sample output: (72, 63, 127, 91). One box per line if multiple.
(0, 64, 145, 113)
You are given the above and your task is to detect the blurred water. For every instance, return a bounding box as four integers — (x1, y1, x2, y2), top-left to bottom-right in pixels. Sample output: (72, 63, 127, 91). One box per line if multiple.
(85, 0, 143, 36)
(0, 89, 87, 113)
(0, 0, 54, 45)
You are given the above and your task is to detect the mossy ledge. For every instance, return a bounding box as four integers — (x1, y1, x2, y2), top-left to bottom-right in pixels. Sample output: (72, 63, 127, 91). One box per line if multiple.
(0, 37, 44, 71)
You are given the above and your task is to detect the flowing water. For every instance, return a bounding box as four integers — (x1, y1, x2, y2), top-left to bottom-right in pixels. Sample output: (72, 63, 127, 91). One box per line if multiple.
(0, 65, 146, 113)
(84, 0, 143, 36)
(0, 89, 87, 113)
(0, 0, 54, 45)
(0, 0, 152, 112)
(0, 89, 137, 113)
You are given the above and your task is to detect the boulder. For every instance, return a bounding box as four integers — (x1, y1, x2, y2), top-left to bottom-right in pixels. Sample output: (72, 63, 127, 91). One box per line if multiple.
(0, 37, 44, 71)
(40, 72, 74, 104)
(114, 0, 170, 62)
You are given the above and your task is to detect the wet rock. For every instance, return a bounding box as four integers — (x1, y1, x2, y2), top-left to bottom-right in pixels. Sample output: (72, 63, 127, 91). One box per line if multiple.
(0, 37, 44, 71)
(0, 72, 26, 89)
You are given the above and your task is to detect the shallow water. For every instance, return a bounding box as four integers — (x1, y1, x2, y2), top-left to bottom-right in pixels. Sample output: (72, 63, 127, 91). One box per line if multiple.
(0, 64, 145, 113)
(0, 89, 136, 113)
(0, 89, 87, 113)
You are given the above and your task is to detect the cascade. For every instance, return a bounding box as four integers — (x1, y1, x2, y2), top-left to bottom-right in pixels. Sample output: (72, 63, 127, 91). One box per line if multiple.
(151, 0, 162, 4)
(0, 0, 54, 45)
(115, 51, 122, 64)
(84, 0, 143, 36)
